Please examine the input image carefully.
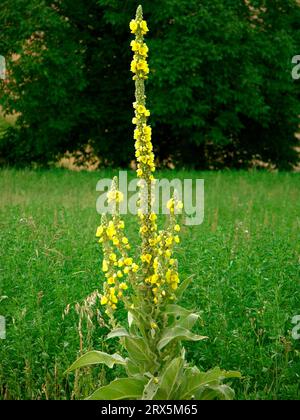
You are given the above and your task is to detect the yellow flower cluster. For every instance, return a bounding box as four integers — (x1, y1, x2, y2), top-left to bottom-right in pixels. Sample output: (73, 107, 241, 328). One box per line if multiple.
(130, 17, 149, 80)
(129, 8, 184, 308)
(97, 178, 139, 315)
(145, 225, 181, 304)
(134, 119, 155, 179)
(129, 19, 149, 35)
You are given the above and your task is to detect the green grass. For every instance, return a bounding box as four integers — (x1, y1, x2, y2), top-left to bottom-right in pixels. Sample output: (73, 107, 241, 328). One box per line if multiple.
(0, 168, 299, 400)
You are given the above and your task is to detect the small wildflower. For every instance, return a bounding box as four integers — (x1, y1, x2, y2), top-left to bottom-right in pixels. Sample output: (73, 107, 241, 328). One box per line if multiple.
(96, 226, 103, 237)
(100, 296, 108, 305)
(124, 257, 133, 266)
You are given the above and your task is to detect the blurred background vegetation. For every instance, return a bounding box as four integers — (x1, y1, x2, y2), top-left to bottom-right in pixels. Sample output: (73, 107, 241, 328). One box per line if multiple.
(0, 0, 300, 170)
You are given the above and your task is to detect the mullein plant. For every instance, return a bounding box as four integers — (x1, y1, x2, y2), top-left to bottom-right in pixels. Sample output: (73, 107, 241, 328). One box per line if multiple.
(67, 5, 240, 400)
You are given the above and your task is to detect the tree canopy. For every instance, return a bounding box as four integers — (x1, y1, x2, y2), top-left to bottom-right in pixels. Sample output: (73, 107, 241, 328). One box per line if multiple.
(0, 0, 299, 169)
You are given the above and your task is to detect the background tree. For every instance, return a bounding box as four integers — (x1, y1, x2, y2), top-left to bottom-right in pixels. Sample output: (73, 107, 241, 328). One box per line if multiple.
(0, 0, 299, 169)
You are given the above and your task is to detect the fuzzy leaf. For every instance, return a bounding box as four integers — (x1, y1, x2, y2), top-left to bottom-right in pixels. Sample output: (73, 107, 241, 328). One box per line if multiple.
(197, 384, 236, 400)
(106, 327, 130, 340)
(153, 357, 184, 400)
(164, 304, 193, 317)
(66, 351, 126, 373)
(86, 377, 147, 400)
(157, 326, 207, 351)
(180, 366, 241, 400)
(142, 377, 160, 400)
(176, 275, 195, 299)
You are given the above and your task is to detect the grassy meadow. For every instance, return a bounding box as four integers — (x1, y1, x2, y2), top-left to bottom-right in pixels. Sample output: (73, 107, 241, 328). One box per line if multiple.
(0, 168, 299, 400)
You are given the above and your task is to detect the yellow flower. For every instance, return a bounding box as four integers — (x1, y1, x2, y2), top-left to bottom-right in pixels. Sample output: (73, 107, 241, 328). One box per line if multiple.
(137, 168, 143, 177)
(100, 296, 108, 305)
(149, 238, 157, 246)
(165, 249, 172, 258)
(149, 213, 157, 221)
(171, 283, 178, 290)
(139, 44, 149, 56)
(111, 295, 118, 304)
(118, 259, 124, 267)
(107, 190, 124, 203)
(96, 226, 103, 237)
(140, 20, 149, 34)
(130, 40, 139, 51)
(167, 198, 174, 210)
(130, 60, 137, 73)
(166, 237, 173, 247)
(137, 60, 149, 73)
(129, 19, 138, 33)
(150, 322, 158, 329)
(124, 267, 130, 274)
(117, 221, 124, 229)
(107, 277, 115, 285)
(140, 225, 148, 234)
(171, 274, 180, 283)
(132, 263, 139, 272)
(137, 104, 146, 114)
(141, 254, 152, 264)
(102, 260, 108, 272)
(122, 237, 129, 245)
(120, 282, 128, 290)
(134, 128, 140, 139)
(174, 235, 180, 244)
(106, 223, 116, 239)
(124, 257, 133, 266)
(150, 274, 159, 284)
(153, 297, 158, 304)
(109, 253, 117, 262)
(117, 270, 123, 278)
(174, 224, 181, 232)
(113, 237, 120, 246)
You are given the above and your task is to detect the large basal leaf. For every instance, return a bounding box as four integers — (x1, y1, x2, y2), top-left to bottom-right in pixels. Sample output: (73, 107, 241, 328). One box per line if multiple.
(152, 357, 184, 400)
(179, 366, 241, 400)
(157, 326, 207, 351)
(66, 351, 126, 373)
(86, 377, 147, 400)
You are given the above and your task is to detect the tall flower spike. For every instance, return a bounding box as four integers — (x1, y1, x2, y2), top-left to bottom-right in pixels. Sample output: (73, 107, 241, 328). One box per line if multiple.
(130, 6, 181, 305)
(97, 177, 136, 317)
(130, 6, 157, 280)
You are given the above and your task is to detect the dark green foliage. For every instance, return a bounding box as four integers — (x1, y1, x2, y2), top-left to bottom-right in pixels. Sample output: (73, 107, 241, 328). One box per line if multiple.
(0, 0, 299, 168)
